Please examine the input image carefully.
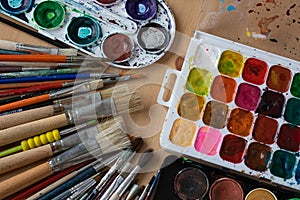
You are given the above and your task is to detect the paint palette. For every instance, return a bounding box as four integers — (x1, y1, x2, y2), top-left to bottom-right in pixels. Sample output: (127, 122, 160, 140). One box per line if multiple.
(153, 156, 300, 200)
(0, 0, 175, 68)
(157, 31, 300, 192)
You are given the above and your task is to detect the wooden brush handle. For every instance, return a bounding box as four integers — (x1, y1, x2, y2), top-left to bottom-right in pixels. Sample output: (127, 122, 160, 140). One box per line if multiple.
(0, 113, 68, 147)
(0, 94, 50, 113)
(0, 162, 53, 199)
(0, 105, 55, 130)
(0, 145, 53, 175)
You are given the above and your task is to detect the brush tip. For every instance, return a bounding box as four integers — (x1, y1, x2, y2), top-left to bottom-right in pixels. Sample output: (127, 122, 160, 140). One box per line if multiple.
(129, 73, 145, 79)
(138, 148, 154, 168)
(58, 48, 78, 56)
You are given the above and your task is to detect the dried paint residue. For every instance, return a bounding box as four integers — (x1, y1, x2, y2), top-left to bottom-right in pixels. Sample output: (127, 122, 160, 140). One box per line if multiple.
(186, 68, 213, 96)
(258, 15, 279, 35)
(194, 126, 222, 156)
(178, 93, 206, 121)
(235, 83, 261, 111)
(270, 150, 296, 179)
(290, 73, 300, 98)
(218, 50, 244, 78)
(227, 108, 254, 137)
(203, 101, 229, 129)
(277, 124, 300, 152)
(266, 65, 292, 93)
(284, 98, 300, 126)
(210, 75, 237, 103)
(245, 142, 271, 172)
(256, 90, 285, 118)
(219, 134, 247, 164)
(169, 118, 197, 148)
(242, 58, 268, 85)
(252, 115, 278, 144)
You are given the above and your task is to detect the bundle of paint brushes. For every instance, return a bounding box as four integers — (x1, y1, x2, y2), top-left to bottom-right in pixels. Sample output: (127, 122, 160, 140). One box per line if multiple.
(0, 39, 152, 199)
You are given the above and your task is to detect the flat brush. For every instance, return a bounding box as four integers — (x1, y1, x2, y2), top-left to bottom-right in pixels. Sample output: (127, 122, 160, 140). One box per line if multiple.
(109, 149, 154, 200)
(0, 91, 143, 147)
(0, 39, 78, 55)
(0, 150, 120, 199)
(0, 117, 126, 175)
(0, 84, 129, 129)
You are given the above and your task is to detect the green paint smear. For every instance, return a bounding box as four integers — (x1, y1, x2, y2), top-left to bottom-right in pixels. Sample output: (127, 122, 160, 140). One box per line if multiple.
(284, 98, 300, 126)
(218, 50, 244, 78)
(270, 150, 296, 179)
(33, 1, 65, 29)
(186, 67, 213, 96)
(291, 73, 300, 98)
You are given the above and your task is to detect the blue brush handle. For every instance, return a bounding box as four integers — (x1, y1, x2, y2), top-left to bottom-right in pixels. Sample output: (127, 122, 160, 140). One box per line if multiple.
(0, 73, 91, 83)
(38, 167, 96, 200)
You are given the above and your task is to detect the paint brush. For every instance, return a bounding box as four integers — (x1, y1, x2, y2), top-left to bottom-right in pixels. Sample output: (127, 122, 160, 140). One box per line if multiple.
(0, 76, 137, 112)
(144, 170, 160, 200)
(0, 39, 78, 55)
(0, 48, 30, 55)
(7, 161, 88, 200)
(0, 80, 73, 90)
(0, 117, 127, 174)
(0, 151, 117, 199)
(137, 176, 154, 200)
(0, 119, 98, 157)
(0, 84, 129, 129)
(0, 68, 79, 79)
(0, 91, 143, 147)
(0, 54, 112, 63)
(109, 149, 154, 200)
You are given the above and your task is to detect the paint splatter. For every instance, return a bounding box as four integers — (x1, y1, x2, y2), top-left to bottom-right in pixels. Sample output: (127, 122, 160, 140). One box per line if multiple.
(266, 0, 276, 4)
(269, 38, 278, 42)
(227, 5, 237, 11)
(258, 15, 279, 34)
(286, 4, 296, 16)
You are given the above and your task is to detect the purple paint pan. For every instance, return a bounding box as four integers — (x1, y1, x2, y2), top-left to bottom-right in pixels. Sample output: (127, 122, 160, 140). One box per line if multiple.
(125, 0, 158, 21)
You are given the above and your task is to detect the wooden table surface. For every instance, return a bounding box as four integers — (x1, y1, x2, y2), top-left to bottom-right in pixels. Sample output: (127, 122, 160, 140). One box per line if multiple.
(0, 0, 299, 192)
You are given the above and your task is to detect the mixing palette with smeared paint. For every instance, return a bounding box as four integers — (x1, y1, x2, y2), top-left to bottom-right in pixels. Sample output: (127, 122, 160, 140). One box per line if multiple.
(0, 0, 175, 68)
(158, 31, 300, 192)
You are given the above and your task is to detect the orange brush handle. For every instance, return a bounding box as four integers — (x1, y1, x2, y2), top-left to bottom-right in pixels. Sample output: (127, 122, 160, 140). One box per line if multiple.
(0, 94, 50, 112)
(0, 54, 67, 62)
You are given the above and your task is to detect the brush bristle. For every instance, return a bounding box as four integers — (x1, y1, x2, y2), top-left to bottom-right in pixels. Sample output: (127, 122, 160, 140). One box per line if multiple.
(114, 92, 144, 114)
(100, 84, 130, 99)
(137, 149, 154, 168)
(95, 121, 131, 154)
(89, 80, 104, 90)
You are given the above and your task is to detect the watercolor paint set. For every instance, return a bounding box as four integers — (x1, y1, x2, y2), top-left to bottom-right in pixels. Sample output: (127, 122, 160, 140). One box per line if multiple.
(153, 155, 300, 200)
(157, 30, 300, 193)
(0, 0, 175, 68)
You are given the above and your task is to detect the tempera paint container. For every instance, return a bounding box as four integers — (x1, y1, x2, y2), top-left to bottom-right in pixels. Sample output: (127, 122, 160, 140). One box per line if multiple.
(125, 0, 158, 21)
(173, 167, 209, 200)
(137, 22, 170, 54)
(0, 0, 33, 14)
(101, 33, 134, 63)
(245, 188, 277, 200)
(158, 31, 300, 192)
(67, 16, 102, 47)
(33, 0, 65, 30)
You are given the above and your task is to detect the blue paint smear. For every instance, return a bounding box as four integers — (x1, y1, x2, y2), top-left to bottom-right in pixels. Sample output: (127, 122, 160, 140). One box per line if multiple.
(227, 5, 237, 11)
(221, 0, 225, 3)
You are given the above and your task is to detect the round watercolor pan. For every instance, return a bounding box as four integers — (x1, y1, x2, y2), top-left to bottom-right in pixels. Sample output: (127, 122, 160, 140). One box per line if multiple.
(173, 167, 209, 199)
(66, 16, 102, 47)
(101, 32, 134, 63)
(0, 0, 175, 69)
(245, 188, 277, 200)
(158, 31, 300, 192)
(33, 0, 65, 30)
(125, 0, 158, 21)
(0, 0, 33, 14)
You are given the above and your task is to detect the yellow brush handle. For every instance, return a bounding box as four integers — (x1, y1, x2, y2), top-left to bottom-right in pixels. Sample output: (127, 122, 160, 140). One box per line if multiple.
(0, 162, 53, 199)
(0, 113, 68, 147)
(0, 145, 53, 175)
(0, 105, 55, 130)
(21, 129, 61, 150)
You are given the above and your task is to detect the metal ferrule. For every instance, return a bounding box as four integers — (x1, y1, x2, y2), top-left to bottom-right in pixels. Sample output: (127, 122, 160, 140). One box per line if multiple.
(17, 44, 58, 55)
